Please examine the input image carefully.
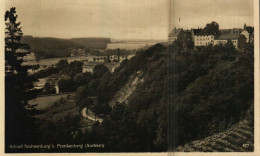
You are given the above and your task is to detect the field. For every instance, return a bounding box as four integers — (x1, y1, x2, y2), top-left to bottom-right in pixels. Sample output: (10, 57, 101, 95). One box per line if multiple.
(35, 93, 79, 122)
(30, 93, 96, 132)
(28, 93, 73, 110)
(25, 56, 94, 66)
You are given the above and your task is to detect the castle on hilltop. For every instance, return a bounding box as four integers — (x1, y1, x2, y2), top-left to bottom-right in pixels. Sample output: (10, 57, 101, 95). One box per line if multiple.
(168, 24, 254, 49)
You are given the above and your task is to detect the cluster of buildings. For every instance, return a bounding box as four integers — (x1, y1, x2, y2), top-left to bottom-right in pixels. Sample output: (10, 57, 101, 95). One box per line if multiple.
(168, 24, 254, 49)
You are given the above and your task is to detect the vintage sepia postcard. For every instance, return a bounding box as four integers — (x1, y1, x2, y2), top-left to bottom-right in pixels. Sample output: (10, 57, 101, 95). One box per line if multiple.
(0, 0, 259, 155)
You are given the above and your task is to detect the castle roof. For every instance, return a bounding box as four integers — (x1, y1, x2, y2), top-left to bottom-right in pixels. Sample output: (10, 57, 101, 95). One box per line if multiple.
(215, 34, 242, 40)
(192, 29, 213, 36)
(220, 28, 244, 34)
(192, 29, 203, 35)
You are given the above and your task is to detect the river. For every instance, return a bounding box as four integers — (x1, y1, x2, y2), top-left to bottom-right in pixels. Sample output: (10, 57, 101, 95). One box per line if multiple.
(106, 42, 157, 50)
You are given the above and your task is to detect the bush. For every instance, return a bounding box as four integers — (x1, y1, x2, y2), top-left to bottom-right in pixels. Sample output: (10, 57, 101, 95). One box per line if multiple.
(58, 78, 76, 93)
(43, 82, 56, 94)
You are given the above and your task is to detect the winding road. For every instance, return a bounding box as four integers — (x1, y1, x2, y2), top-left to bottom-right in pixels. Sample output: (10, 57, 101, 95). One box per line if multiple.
(81, 107, 103, 123)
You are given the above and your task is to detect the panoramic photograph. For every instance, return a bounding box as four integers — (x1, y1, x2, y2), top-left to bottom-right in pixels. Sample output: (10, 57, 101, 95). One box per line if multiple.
(4, 0, 255, 153)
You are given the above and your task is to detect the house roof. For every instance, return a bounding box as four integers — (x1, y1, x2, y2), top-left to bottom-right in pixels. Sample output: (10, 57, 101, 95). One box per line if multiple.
(192, 29, 214, 36)
(220, 28, 244, 34)
(215, 34, 242, 40)
(168, 28, 182, 37)
(192, 29, 203, 35)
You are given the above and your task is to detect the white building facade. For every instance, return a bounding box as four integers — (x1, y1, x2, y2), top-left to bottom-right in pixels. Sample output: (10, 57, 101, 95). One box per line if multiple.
(194, 35, 214, 46)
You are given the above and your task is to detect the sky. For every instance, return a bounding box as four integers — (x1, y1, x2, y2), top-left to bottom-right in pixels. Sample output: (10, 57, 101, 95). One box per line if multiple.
(5, 0, 254, 39)
(170, 0, 254, 31)
(5, 0, 169, 40)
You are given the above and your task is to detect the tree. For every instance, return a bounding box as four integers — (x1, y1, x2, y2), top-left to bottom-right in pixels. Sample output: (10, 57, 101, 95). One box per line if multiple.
(58, 78, 75, 93)
(5, 7, 39, 151)
(31, 64, 40, 73)
(73, 73, 89, 87)
(92, 64, 109, 79)
(92, 101, 111, 117)
(56, 59, 69, 75)
(75, 85, 93, 106)
(176, 32, 194, 50)
(43, 82, 56, 94)
(68, 60, 84, 77)
(56, 59, 69, 70)
(203, 21, 220, 36)
(238, 35, 247, 51)
(226, 40, 235, 51)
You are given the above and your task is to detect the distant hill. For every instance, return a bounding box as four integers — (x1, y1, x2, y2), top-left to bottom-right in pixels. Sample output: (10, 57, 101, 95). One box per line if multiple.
(21, 36, 111, 60)
(22, 36, 111, 49)
(21, 35, 84, 50)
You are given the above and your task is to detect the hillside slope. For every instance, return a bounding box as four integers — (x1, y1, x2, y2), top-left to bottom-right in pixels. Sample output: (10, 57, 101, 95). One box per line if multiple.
(176, 117, 254, 152)
(109, 70, 144, 106)
(64, 42, 253, 152)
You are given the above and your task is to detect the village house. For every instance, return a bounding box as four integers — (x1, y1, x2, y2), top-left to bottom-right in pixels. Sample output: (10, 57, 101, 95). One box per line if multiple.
(213, 34, 246, 49)
(168, 28, 183, 44)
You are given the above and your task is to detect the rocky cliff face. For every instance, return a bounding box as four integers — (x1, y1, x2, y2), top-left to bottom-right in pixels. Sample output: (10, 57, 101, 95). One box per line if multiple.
(109, 70, 144, 106)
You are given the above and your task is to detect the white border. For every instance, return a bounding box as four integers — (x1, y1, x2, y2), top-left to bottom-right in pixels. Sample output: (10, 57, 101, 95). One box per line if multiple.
(0, 0, 259, 156)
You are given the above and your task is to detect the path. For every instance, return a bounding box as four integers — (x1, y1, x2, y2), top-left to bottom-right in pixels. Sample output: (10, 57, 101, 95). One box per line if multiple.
(81, 107, 103, 123)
